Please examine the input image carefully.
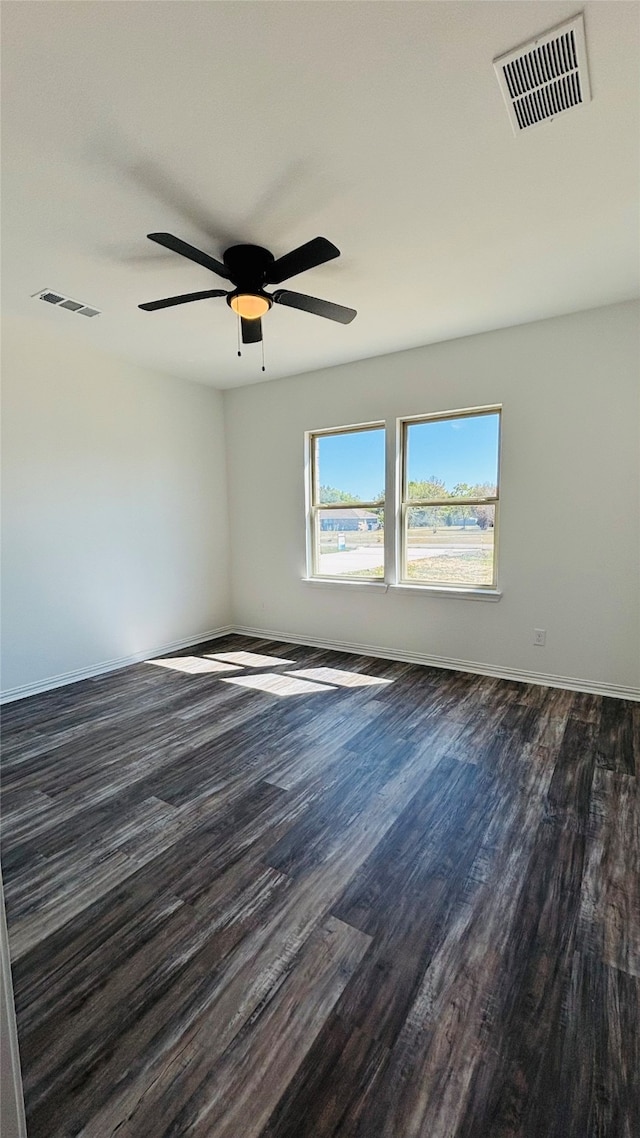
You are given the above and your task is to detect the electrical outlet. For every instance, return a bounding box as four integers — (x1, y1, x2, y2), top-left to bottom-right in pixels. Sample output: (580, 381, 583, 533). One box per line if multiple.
(533, 629, 546, 647)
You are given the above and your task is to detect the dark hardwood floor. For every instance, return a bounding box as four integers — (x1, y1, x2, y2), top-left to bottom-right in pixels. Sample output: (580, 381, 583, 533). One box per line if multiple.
(1, 634, 638, 1137)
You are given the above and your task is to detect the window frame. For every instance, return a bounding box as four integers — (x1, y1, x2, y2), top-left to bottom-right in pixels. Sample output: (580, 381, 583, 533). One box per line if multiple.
(305, 406, 502, 596)
(306, 421, 386, 582)
(398, 406, 502, 590)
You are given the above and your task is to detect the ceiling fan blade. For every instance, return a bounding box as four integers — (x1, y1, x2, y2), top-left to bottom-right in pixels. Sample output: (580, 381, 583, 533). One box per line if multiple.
(241, 317, 262, 344)
(272, 289, 356, 324)
(138, 289, 227, 311)
(147, 233, 230, 280)
(265, 237, 340, 285)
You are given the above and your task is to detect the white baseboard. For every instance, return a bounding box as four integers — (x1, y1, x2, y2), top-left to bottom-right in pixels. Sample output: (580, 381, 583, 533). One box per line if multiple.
(2, 623, 637, 704)
(233, 624, 640, 702)
(0, 626, 234, 704)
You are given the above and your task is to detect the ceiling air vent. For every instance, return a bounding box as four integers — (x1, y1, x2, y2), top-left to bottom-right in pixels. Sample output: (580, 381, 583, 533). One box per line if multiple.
(494, 14, 591, 134)
(33, 289, 102, 317)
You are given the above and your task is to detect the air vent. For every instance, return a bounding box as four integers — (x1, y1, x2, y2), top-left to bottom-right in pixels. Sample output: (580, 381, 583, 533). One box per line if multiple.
(32, 289, 102, 317)
(494, 14, 591, 134)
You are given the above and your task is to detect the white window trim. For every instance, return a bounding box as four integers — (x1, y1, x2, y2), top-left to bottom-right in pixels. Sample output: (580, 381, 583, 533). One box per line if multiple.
(389, 583, 502, 600)
(305, 406, 502, 599)
(305, 422, 386, 583)
(301, 578, 502, 600)
(398, 405, 501, 592)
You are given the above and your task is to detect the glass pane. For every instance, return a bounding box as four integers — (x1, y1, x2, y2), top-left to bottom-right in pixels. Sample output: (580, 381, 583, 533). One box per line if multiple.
(316, 428, 385, 505)
(316, 509, 384, 578)
(406, 412, 499, 501)
(403, 504, 495, 586)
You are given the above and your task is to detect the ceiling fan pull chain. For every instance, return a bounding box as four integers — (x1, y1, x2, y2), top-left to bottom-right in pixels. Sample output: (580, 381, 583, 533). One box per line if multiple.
(261, 335, 266, 373)
(237, 313, 241, 357)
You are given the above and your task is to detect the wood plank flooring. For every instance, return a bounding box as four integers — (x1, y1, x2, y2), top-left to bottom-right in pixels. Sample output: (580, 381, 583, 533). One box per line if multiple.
(1, 634, 638, 1137)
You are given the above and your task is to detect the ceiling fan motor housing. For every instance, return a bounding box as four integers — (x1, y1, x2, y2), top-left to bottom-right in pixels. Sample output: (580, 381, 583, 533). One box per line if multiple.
(223, 244, 274, 305)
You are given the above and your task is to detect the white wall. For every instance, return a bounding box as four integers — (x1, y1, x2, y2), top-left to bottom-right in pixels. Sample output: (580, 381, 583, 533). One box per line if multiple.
(1, 313, 231, 697)
(3, 303, 638, 698)
(224, 302, 640, 695)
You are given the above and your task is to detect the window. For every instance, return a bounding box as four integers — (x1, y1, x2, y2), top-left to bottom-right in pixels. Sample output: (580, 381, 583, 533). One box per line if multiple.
(306, 407, 501, 594)
(307, 424, 385, 580)
(400, 408, 501, 588)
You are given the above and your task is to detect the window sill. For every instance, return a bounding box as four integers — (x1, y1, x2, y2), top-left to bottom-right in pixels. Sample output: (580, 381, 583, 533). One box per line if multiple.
(390, 584, 502, 601)
(301, 578, 502, 601)
(301, 577, 387, 592)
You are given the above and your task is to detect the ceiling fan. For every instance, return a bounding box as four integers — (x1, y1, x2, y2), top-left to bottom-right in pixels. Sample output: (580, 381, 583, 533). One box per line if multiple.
(138, 233, 357, 349)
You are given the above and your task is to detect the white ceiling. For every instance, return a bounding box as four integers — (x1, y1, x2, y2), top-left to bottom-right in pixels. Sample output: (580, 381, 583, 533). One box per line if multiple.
(2, 1, 639, 389)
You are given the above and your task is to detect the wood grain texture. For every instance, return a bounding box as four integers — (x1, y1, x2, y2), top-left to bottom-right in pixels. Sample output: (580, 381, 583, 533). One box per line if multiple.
(1, 634, 638, 1137)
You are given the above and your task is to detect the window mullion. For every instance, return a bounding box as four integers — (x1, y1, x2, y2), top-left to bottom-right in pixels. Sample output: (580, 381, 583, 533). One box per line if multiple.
(384, 418, 397, 585)
(315, 501, 383, 511)
(404, 499, 499, 509)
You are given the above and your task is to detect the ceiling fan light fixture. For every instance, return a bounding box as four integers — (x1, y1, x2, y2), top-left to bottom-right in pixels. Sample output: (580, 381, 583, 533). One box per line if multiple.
(229, 293, 270, 320)
(139, 234, 357, 341)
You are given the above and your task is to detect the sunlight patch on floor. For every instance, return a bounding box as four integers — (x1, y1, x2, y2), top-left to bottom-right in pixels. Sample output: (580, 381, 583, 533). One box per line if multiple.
(285, 667, 393, 688)
(205, 651, 296, 668)
(220, 673, 337, 697)
(146, 657, 241, 674)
